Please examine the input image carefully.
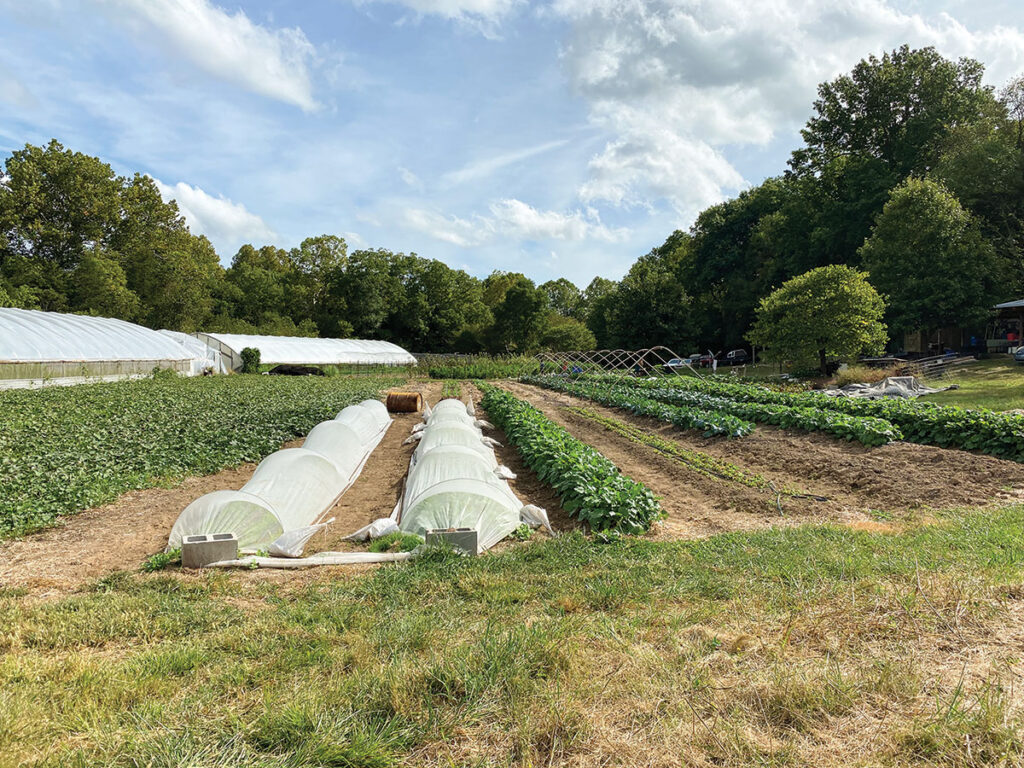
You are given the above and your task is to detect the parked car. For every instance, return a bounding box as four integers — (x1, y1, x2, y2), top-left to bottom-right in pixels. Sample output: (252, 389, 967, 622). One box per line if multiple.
(662, 357, 688, 371)
(724, 349, 749, 366)
(1014, 347, 1024, 364)
(696, 353, 716, 368)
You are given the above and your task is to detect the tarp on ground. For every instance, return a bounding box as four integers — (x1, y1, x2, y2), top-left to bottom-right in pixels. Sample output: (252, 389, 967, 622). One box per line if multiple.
(823, 375, 955, 399)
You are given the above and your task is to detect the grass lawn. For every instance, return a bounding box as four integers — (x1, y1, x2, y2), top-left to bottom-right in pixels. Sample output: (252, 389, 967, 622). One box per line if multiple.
(921, 357, 1024, 412)
(3, 508, 1024, 767)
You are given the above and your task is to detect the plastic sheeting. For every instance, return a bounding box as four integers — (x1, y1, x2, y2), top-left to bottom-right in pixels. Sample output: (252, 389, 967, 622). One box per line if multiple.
(158, 329, 229, 375)
(0, 308, 191, 363)
(194, 332, 416, 369)
(396, 399, 531, 552)
(823, 375, 955, 399)
(168, 400, 391, 551)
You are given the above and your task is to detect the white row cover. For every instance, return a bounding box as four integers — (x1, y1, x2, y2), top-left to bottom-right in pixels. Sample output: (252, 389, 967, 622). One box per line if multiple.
(168, 399, 391, 551)
(397, 398, 525, 552)
(0, 308, 192, 363)
(195, 332, 416, 368)
(158, 329, 230, 375)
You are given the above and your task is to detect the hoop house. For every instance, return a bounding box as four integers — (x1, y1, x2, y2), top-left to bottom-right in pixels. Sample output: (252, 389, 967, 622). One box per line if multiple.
(194, 332, 415, 371)
(0, 308, 194, 387)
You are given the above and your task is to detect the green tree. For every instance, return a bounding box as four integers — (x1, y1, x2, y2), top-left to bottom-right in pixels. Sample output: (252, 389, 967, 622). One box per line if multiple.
(859, 177, 1003, 337)
(71, 249, 140, 319)
(539, 314, 596, 351)
(581, 276, 617, 348)
(792, 46, 999, 177)
(487, 277, 548, 353)
(747, 265, 887, 374)
(539, 278, 583, 318)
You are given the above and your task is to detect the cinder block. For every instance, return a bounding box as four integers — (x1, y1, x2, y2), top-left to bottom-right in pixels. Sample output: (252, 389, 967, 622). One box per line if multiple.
(425, 527, 478, 555)
(181, 532, 238, 568)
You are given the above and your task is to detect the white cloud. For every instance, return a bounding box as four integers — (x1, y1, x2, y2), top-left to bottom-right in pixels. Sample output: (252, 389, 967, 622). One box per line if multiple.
(441, 139, 570, 186)
(98, 0, 319, 110)
(398, 166, 423, 189)
(551, 0, 1024, 215)
(402, 198, 628, 246)
(152, 177, 277, 253)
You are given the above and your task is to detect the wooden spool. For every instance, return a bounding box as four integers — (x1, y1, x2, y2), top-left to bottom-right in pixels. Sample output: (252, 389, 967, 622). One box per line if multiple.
(386, 391, 423, 413)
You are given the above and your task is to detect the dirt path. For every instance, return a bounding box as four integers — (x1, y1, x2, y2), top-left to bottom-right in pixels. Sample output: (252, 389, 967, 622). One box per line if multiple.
(502, 381, 1024, 537)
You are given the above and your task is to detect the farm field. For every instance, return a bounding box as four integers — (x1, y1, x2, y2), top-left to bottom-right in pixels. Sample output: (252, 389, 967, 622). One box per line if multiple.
(921, 357, 1024, 412)
(2, 374, 1024, 767)
(0, 374, 401, 538)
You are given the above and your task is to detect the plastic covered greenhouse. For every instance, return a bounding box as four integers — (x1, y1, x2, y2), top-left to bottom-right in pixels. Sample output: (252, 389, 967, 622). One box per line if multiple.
(194, 332, 416, 371)
(0, 308, 202, 388)
(395, 398, 550, 552)
(158, 329, 230, 375)
(168, 399, 391, 551)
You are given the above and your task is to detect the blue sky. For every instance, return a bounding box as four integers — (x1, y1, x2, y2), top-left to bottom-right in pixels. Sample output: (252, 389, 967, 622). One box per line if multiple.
(2, 0, 1024, 287)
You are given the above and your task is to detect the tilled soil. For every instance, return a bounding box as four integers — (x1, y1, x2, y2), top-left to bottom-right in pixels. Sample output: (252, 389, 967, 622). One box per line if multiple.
(501, 381, 1024, 537)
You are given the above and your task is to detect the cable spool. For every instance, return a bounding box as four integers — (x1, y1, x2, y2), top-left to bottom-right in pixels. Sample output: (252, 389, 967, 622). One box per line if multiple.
(386, 391, 423, 413)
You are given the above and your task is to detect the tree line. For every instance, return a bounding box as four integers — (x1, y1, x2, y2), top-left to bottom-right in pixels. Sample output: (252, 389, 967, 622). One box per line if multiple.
(2, 45, 1022, 355)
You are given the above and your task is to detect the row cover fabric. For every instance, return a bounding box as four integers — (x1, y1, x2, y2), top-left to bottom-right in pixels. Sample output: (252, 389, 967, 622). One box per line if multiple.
(168, 399, 391, 551)
(823, 375, 955, 399)
(0, 308, 191, 363)
(195, 332, 416, 367)
(158, 329, 230, 375)
(396, 398, 526, 552)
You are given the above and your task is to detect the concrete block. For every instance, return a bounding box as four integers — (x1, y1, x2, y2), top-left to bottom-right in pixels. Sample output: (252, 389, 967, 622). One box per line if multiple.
(425, 527, 478, 555)
(181, 532, 238, 568)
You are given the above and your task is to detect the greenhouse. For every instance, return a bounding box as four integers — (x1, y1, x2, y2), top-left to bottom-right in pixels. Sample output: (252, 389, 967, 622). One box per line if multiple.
(168, 399, 391, 552)
(0, 308, 199, 388)
(158, 329, 230, 375)
(193, 332, 416, 371)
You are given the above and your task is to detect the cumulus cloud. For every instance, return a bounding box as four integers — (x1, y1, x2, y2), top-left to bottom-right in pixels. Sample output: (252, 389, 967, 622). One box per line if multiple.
(98, 0, 318, 110)
(551, 0, 1024, 214)
(403, 198, 628, 246)
(152, 178, 277, 253)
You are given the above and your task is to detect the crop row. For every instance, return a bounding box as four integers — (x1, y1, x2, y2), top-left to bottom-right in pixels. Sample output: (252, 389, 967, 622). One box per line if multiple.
(478, 383, 663, 533)
(0, 374, 400, 538)
(623, 375, 1024, 462)
(520, 375, 753, 437)
(425, 355, 540, 380)
(524, 374, 901, 446)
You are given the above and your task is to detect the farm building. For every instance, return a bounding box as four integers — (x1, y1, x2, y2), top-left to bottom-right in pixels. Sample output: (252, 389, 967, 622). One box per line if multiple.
(193, 332, 416, 372)
(0, 308, 209, 388)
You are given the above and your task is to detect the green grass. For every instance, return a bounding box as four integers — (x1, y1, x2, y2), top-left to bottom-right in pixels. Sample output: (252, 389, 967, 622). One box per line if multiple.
(0, 374, 403, 538)
(921, 357, 1024, 412)
(3, 507, 1024, 767)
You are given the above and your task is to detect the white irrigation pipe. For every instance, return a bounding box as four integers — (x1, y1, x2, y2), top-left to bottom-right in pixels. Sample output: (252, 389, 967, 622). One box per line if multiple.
(206, 551, 415, 569)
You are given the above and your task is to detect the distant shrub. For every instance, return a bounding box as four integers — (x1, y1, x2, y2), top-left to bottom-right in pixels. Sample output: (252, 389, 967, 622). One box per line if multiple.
(834, 365, 897, 388)
(240, 347, 261, 374)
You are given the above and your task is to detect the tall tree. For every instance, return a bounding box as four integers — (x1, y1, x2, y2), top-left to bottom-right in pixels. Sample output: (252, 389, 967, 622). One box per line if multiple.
(539, 278, 583, 318)
(791, 46, 999, 178)
(859, 177, 1003, 337)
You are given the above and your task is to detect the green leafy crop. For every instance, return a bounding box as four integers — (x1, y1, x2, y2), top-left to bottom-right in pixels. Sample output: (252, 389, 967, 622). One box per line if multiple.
(479, 383, 663, 533)
(0, 375, 400, 538)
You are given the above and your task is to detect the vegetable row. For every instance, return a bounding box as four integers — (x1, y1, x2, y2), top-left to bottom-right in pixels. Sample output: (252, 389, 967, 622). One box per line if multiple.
(479, 383, 663, 533)
(523, 374, 901, 446)
(619, 375, 1024, 462)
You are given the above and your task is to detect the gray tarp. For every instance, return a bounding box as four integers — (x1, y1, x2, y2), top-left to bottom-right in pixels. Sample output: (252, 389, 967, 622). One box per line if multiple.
(823, 375, 955, 399)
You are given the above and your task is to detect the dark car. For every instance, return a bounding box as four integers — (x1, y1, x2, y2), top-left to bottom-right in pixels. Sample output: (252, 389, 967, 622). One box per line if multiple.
(1014, 347, 1024, 364)
(724, 349, 749, 366)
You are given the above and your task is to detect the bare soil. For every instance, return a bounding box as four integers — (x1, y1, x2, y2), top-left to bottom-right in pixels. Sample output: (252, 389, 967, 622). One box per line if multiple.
(501, 381, 1024, 538)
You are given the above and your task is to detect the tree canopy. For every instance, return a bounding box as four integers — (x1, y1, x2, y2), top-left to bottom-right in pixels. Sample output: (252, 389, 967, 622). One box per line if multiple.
(747, 266, 887, 374)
